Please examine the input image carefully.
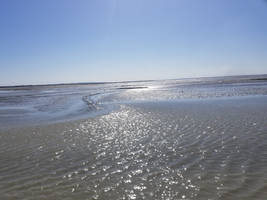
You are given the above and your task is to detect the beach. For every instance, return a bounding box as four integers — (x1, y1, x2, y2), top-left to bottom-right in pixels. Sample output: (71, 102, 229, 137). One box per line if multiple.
(1, 75, 267, 199)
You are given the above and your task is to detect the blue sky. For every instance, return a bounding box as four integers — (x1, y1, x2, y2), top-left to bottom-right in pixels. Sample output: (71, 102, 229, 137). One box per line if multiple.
(0, 0, 267, 85)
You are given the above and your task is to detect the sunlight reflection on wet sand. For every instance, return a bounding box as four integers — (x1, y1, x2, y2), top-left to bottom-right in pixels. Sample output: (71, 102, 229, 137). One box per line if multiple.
(1, 96, 267, 199)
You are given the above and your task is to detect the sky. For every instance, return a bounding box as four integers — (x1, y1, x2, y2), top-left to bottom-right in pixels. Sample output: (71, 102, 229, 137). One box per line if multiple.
(0, 0, 267, 85)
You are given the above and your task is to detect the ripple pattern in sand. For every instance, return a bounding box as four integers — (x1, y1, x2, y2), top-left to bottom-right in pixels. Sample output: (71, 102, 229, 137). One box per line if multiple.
(1, 98, 267, 200)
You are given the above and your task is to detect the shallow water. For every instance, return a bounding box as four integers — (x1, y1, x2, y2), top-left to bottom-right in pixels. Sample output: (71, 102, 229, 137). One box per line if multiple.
(1, 75, 267, 128)
(1, 75, 267, 199)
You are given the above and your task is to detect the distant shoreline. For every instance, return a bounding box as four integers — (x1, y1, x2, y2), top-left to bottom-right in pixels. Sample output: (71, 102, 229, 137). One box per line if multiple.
(0, 74, 267, 89)
(251, 78, 267, 81)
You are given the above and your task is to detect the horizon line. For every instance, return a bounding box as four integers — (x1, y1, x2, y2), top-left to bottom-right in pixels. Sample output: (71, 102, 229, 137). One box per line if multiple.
(0, 73, 267, 89)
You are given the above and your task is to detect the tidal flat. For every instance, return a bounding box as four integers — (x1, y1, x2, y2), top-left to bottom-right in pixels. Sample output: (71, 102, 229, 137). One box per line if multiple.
(1, 75, 267, 200)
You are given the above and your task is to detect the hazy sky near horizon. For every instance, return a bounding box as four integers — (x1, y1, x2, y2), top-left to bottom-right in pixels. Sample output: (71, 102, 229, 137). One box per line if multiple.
(0, 0, 267, 85)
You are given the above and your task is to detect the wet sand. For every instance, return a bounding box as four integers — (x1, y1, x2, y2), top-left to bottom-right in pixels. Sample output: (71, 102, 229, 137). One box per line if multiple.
(1, 96, 267, 200)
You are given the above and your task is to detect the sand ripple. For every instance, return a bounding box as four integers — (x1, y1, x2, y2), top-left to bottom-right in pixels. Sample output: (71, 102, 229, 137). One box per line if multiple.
(1, 97, 267, 199)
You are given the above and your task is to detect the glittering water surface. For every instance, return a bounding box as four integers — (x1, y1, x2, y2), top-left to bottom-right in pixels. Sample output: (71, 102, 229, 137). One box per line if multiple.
(1, 76, 267, 199)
